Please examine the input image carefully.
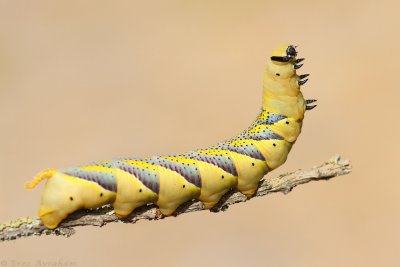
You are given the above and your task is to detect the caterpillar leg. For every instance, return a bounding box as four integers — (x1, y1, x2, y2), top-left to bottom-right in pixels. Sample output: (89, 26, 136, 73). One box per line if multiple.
(157, 205, 179, 216)
(240, 187, 259, 197)
(201, 191, 231, 209)
(113, 202, 140, 218)
(229, 153, 268, 197)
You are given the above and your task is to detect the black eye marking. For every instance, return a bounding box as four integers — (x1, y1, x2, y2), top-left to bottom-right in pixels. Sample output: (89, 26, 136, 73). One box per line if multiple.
(271, 56, 290, 62)
(139, 189, 142, 192)
(286, 121, 289, 124)
(276, 73, 280, 76)
(182, 185, 186, 188)
(273, 143, 276, 147)
(70, 197, 74, 201)
(100, 193, 103, 197)
(221, 175, 224, 179)
(251, 162, 255, 166)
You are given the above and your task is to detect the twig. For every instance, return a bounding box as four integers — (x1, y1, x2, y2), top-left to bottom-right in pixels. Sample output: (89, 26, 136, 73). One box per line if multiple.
(0, 155, 352, 242)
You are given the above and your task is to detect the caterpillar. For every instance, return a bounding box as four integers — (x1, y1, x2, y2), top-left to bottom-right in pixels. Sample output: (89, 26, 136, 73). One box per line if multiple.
(25, 44, 316, 229)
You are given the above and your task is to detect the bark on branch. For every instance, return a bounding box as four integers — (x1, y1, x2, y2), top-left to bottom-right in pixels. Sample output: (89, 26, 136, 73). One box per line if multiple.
(0, 155, 352, 242)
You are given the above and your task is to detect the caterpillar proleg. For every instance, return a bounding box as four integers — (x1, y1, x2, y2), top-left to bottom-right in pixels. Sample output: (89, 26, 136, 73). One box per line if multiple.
(25, 44, 316, 229)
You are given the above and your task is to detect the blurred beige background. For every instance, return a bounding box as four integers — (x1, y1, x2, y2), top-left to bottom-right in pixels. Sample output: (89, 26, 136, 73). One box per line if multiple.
(0, 0, 399, 266)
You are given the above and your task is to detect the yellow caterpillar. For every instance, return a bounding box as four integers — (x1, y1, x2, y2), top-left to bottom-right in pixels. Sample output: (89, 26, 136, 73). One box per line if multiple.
(25, 44, 316, 229)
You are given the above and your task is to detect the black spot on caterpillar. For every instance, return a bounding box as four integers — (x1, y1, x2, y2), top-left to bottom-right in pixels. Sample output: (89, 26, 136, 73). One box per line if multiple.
(24, 44, 316, 229)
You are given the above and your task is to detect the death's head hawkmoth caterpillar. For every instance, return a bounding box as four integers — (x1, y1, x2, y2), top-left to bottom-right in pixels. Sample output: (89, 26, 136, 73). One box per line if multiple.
(25, 44, 316, 229)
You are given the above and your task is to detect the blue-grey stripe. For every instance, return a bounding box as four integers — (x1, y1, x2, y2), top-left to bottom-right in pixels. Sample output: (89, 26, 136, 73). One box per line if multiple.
(234, 128, 284, 141)
(61, 167, 117, 192)
(114, 160, 160, 194)
(181, 151, 238, 176)
(213, 142, 266, 161)
(144, 156, 202, 188)
(254, 112, 287, 125)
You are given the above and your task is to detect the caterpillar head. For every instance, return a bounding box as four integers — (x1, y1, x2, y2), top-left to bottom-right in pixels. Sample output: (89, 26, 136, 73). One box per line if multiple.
(25, 169, 115, 229)
(263, 44, 305, 97)
(270, 44, 297, 63)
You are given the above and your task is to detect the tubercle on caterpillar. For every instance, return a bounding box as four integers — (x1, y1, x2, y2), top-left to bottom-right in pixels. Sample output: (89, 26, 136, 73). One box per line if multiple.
(25, 44, 316, 229)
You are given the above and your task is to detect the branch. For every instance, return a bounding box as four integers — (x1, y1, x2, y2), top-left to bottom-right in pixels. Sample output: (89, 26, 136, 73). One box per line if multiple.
(0, 155, 352, 242)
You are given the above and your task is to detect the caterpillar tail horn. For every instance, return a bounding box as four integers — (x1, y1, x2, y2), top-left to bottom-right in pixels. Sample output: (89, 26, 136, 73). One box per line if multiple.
(24, 169, 56, 189)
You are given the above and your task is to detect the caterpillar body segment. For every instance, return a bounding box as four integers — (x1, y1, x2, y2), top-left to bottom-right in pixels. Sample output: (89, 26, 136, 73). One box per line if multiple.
(105, 161, 158, 218)
(25, 44, 315, 229)
(255, 139, 293, 170)
(153, 162, 200, 216)
(268, 118, 302, 143)
(170, 153, 238, 209)
(227, 152, 268, 196)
